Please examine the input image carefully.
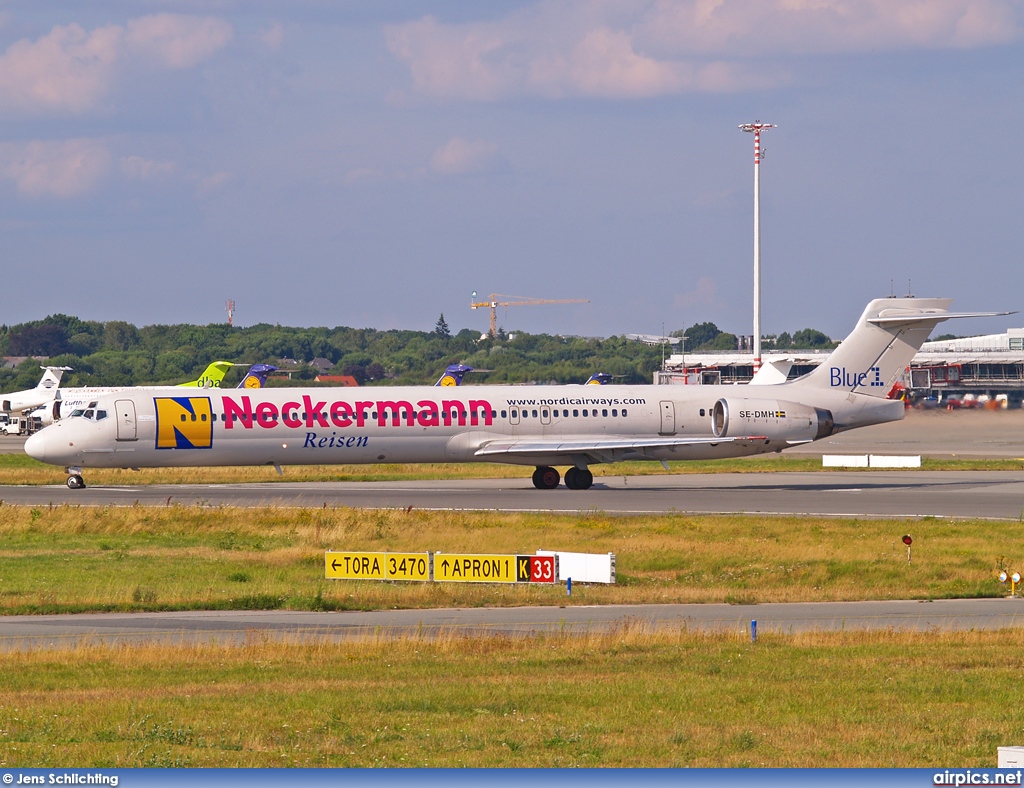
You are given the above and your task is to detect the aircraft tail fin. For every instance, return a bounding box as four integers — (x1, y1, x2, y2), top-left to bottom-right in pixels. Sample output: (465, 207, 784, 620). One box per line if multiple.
(237, 364, 278, 389)
(435, 364, 473, 386)
(38, 366, 72, 391)
(796, 298, 1010, 398)
(181, 361, 236, 388)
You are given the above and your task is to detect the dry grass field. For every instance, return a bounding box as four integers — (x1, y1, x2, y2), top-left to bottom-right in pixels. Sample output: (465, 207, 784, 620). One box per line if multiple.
(2, 628, 1023, 767)
(1, 459, 1021, 768)
(0, 503, 1013, 613)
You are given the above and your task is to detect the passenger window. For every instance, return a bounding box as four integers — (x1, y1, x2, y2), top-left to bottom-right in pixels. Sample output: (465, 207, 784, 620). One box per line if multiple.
(532, 410, 538, 418)
(573, 409, 578, 417)
(700, 409, 705, 417)
(612, 409, 617, 417)
(622, 408, 628, 417)
(502, 410, 508, 418)
(582, 409, 588, 416)
(201, 414, 207, 421)
(542, 409, 548, 418)
(602, 409, 608, 417)
(180, 414, 187, 422)
(511, 409, 517, 418)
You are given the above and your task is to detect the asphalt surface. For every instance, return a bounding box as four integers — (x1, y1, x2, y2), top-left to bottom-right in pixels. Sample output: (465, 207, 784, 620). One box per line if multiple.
(3, 598, 1023, 651)
(1, 471, 1023, 519)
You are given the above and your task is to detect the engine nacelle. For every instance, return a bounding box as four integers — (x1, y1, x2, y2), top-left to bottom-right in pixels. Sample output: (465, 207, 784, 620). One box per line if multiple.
(712, 398, 835, 443)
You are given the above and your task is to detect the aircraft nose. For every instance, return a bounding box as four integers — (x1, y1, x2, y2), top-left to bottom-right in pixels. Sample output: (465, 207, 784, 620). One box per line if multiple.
(24, 431, 46, 461)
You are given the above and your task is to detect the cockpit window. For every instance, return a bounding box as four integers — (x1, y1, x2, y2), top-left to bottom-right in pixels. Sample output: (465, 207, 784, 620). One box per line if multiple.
(96, 410, 107, 420)
(70, 409, 85, 417)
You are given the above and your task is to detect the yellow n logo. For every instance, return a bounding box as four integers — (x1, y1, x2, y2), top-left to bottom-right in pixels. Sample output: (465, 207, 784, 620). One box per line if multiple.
(155, 397, 213, 449)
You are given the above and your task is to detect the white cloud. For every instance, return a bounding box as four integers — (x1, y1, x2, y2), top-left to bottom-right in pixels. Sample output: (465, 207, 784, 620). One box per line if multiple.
(0, 139, 111, 197)
(0, 14, 233, 114)
(429, 137, 499, 174)
(126, 14, 233, 69)
(259, 23, 284, 52)
(196, 170, 232, 197)
(120, 155, 175, 180)
(674, 276, 722, 311)
(637, 0, 1019, 56)
(387, 1, 1021, 100)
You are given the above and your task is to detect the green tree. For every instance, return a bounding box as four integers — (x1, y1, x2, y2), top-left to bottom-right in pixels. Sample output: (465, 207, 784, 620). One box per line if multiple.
(792, 328, 832, 348)
(684, 322, 721, 350)
(434, 313, 451, 338)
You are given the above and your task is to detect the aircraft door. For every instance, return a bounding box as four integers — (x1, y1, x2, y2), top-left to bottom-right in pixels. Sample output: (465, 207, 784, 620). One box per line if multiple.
(509, 407, 520, 426)
(659, 401, 676, 435)
(115, 399, 138, 441)
(540, 407, 551, 426)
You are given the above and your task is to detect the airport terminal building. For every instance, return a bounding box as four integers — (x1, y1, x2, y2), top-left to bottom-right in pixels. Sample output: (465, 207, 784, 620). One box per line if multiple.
(655, 328, 1024, 406)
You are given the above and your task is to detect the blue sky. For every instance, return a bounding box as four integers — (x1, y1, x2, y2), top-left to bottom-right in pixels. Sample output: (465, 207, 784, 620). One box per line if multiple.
(1, 1, 1022, 340)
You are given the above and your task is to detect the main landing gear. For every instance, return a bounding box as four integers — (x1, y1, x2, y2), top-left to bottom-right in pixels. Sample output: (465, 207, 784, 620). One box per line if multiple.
(66, 467, 86, 489)
(532, 466, 560, 490)
(564, 466, 593, 490)
(531, 466, 594, 490)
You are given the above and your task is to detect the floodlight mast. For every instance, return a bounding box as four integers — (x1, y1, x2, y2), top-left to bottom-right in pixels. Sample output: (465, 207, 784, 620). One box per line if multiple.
(739, 121, 775, 371)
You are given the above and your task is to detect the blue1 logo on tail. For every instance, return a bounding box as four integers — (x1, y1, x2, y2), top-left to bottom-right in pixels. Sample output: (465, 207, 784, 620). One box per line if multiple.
(830, 366, 884, 389)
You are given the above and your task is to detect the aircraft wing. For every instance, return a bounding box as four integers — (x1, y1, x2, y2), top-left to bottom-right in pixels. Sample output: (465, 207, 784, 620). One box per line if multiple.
(474, 435, 768, 463)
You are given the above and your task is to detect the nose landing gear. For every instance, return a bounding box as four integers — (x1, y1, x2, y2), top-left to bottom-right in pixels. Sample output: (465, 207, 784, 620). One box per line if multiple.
(65, 467, 86, 489)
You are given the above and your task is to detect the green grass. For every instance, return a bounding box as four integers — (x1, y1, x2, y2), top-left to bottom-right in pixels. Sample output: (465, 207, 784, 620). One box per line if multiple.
(0, 505, 1016, 614)
(1, 628, 1023, 767)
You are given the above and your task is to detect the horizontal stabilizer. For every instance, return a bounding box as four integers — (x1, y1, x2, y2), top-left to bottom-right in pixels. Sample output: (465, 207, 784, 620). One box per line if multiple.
(868, 310, 1014, 327)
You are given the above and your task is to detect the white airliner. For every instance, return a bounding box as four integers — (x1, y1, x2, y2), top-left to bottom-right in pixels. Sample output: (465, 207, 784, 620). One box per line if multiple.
(1, 366, 73, 413)
(24, 298, 1002, 490)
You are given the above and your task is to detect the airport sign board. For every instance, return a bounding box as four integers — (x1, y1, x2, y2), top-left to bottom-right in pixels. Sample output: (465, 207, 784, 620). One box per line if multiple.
(325, 551, 557, 584)
(325, 551, 432, 581)
(434, 553, 517, 583)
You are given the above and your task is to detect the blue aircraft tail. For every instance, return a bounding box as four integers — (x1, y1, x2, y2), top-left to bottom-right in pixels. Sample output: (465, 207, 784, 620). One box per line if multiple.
(238, 364, 278, 389)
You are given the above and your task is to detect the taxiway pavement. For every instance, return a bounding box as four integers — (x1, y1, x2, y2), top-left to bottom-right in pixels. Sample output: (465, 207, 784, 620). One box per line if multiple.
(3, 598, 1023, 651)
(1, 471, 1022, 519)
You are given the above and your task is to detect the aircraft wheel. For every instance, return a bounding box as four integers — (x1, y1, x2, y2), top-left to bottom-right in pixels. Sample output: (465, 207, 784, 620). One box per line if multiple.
(532, 466, 560, 490)
(565, 468, 593, 490)
(66, 474, 85, 490)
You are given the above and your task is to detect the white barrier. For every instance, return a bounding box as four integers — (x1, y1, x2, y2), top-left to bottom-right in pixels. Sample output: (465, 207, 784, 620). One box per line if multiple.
(998, 747, 1024, 767)
(823, 454, 868, 468)
(868, 454, 921, 468)
(536, 551, 616, 584)
(822, 454, 921, 468)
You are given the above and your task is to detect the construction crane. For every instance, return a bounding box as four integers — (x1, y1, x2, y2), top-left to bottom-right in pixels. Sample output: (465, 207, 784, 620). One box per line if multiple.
(470, 292, 589, 337)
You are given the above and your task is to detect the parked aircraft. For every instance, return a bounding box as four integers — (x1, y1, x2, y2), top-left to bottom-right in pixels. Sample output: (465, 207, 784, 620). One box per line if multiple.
(24, 298, 1003, 490)
(30, 361, 270, 428)
(1, 367, 72, 413)
(434, 364, 474, 386)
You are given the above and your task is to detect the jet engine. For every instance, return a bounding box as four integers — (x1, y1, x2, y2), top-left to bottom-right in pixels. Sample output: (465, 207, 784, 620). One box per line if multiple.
(712, 398, 835, 443)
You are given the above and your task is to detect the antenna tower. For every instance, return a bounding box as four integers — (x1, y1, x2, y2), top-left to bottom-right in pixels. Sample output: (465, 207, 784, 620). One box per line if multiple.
(225, 299, 235, 327)
(739, 120, 775, 371)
